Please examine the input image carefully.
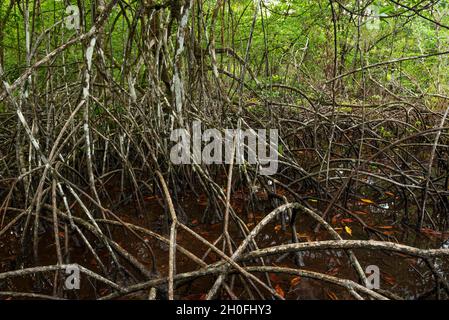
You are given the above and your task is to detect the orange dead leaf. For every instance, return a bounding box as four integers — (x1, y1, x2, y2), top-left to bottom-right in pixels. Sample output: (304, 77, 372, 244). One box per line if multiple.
(144, 195, 162, 201)
(290, 277, 302, 288)
(184, 293, 207, 300)
(297, 233, 312, 242)
(269, 273, 280, 283)
(275, 284, 285, 298)
(420, 228, 443, 237)
(326, 267, 340, 276)
(99, 288, 109, 295)
(331, 213, 341, 225)
(383, 274, 396, 286)
(198, 231, 210, 238)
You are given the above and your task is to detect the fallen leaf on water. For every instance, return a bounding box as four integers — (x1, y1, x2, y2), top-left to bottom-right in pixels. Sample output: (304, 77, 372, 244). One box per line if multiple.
(326, 267, 340, 276)
(383, 274, 396, 286)
(99, 288, 109, 295)
(331, 214, 341, 225)
(273, 262, 290, 268)
(199, 231, 210, 237)
(275, 284, 285, 298)
(269, 273, 280, 283)
(256, 191, 268, 200)
(344, 225, 352, 236)
(420, 228, 443, 237)
(360, 198, 375, 205)
(290, 277, 302, 288)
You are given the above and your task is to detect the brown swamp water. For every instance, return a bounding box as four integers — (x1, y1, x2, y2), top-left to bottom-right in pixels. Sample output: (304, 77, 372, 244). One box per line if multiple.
(0, 191, 448, 300)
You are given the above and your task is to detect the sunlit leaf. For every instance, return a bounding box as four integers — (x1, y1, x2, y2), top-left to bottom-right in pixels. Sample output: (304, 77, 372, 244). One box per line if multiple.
(360, 198, 375, 205)
(344, 225, 352, 236)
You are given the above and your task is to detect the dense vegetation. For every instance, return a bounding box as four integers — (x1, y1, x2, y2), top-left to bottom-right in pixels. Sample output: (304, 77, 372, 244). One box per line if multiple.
(0, 0, 449, 300)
